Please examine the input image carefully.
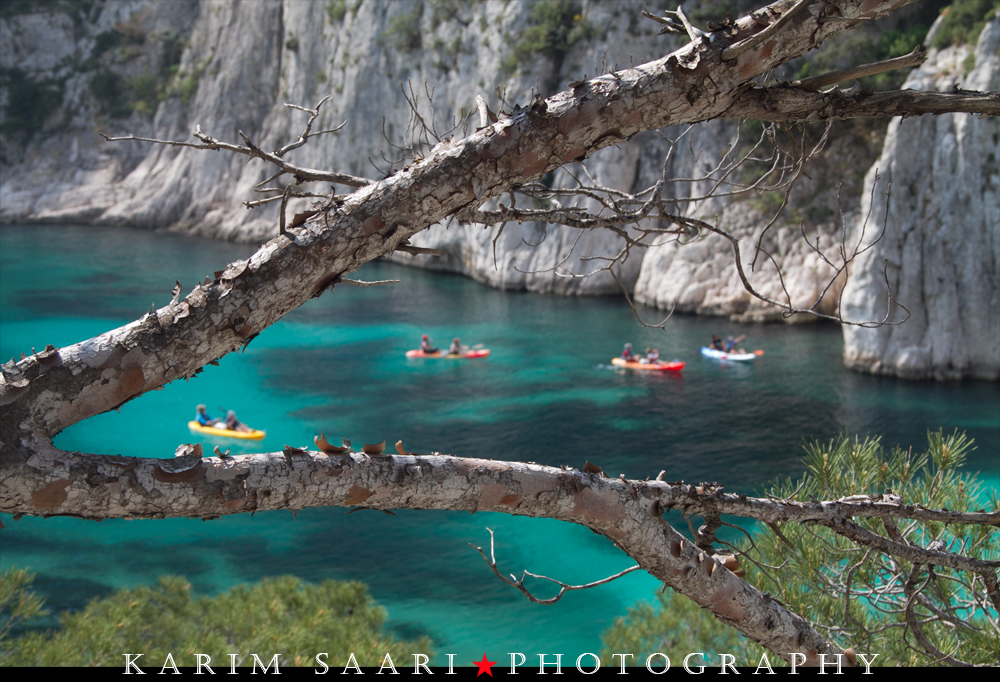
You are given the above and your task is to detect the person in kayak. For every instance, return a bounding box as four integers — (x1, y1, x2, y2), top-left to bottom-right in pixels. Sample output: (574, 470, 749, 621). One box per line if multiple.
(622, 343, 640, 362)
(710, 335, 724, 351)
(225, 410, 251, 433)
(646, 347, 660, 364)
(420, 334, 439, 354)
(725, 335, 747, 353)
(448, 338, 467, 355)
(195, 404, 220, 427)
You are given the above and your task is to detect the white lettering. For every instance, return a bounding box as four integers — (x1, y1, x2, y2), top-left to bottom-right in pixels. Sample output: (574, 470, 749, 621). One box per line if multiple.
(315, 653, 329, 674)
(342, 653, 362, 674)
(509, 653, 526, 674)
(230, 654, 239, 675)
(789, 653, 806, 674)
(251, 654, 281, 674)
(818, 654, 843, 675)
(683, 653, 706, 674)
(575, 653, 600, 674)
(378, 653, 398, 674)
(719, 654, 739, 674)
(160, 653, 180, 675)
(856, 653, 879, 674)
(538, 654, 563, 674)
(612, 653, 633, 674)
(414, 654, 433, 674)
(446, 654, 457, 675)
(753, 654, 774, 674)
(195, 654, 215, 674)
(645, 653, 670, 674)
(124, 654, 145, 674)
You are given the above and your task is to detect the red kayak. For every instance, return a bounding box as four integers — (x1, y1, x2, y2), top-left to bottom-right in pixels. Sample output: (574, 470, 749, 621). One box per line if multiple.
(612, 357, 684, 371)
(406, 349, 491, 359)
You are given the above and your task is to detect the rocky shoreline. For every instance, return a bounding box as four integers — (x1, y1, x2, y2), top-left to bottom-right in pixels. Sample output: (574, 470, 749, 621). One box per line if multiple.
(2, 1, 996, 380)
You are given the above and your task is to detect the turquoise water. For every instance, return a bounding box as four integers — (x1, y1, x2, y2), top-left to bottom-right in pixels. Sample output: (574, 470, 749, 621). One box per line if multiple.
(2, 224, 998, 662)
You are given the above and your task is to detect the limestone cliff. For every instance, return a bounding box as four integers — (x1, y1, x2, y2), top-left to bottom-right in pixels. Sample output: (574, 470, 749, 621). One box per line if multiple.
(841, 16, 1000, 380)
(1, 1, 996, 379)
(1, 0, 695, 293)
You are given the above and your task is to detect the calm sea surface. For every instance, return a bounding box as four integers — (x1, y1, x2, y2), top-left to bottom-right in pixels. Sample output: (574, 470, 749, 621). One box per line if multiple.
(2, 224, 997, 663)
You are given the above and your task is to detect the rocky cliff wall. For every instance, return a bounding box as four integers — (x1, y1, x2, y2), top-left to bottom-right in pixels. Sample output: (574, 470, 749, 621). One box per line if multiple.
(1, 1, 996, 379)
(841, 16, 1000, 380)
(0, 0, 878, 301)
(0, 0, 695, 294)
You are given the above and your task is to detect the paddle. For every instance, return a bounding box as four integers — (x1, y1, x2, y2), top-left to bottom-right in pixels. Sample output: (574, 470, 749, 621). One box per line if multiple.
(472, 343, 484, 349)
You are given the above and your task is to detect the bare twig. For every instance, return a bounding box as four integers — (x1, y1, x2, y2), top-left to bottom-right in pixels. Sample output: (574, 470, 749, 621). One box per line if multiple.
(792, 46, 928, 91)
(470, 529, 641, 605)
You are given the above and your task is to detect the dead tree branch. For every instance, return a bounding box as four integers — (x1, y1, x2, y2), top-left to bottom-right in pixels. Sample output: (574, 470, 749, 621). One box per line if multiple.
(470, 528, 642, 605)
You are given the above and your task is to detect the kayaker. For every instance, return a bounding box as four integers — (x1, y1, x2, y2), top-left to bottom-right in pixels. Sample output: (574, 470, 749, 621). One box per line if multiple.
(646, 348, 660, 364)
(195, 404, 220, 427)
(726, 334, 747, 353)
(420, 334, 439, 353)
(622, 343, 639, 362)
(448, 337, 467, 355)
(710, 335, 724, 351)
(225, 410, 251, 433)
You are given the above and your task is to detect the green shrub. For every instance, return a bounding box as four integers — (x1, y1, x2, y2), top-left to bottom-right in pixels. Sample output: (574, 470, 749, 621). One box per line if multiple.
(430, 0, 461, 29)
(501, 0, 593, 75)
(160, 31, 185, 75)
(1, 573, 430, 667)
(385, 11, 422, 51)
(0, 567, 47, 656)
(127, 72, 160, 116)
(91, 28, 121, 58)
(601, 590, 767, 666)
(0, 0, 64, 20)
(326, 0, 347, 23)
(963, 51, 977, 75)
(90, 69, 131, 118)
(932, 0, 1000, 48)
(0, 67, 64, 140)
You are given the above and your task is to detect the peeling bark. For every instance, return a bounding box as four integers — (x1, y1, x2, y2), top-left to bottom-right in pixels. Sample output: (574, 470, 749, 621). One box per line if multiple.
(0, 446, 842, 664)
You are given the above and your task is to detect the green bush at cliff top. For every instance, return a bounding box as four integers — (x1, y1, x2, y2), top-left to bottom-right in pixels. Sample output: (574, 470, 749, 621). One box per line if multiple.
(932, 0, 1000, 48)
(1, 573, 429, 667)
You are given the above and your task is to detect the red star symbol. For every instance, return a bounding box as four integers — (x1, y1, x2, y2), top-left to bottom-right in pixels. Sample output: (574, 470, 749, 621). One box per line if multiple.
(473, 654, 497, 677)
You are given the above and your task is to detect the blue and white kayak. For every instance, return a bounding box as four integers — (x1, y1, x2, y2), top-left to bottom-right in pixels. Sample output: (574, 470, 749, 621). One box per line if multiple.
(701, 347, 762, 361)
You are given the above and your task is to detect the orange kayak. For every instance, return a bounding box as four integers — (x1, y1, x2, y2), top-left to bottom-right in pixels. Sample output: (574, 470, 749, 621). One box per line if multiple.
(406, 349, 491, 359)
(612, 357, 684, 371)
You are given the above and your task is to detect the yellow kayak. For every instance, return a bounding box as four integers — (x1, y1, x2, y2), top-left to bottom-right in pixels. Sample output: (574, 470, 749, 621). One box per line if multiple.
(187, 421, 266, 440)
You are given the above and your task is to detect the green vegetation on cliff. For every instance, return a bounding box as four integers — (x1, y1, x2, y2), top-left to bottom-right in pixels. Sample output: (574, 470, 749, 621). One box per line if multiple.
(502, 0, 593, 75)
(1, 573, 429, 667)
(933, 0, 1000, 48)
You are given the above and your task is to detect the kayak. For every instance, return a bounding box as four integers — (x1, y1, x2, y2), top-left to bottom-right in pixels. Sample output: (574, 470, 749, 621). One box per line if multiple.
(188, 421, 266, 440)
(701, 347, 760, 361)
(406, 349, 491, 359)
(612, 357, 684, 371)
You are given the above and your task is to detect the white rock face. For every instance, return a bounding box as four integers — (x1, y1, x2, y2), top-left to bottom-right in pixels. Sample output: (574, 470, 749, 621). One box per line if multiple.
(1, 0, 682, 293)
(841, 18, 1000, 380)
(2, 2, 997, 379)
(631, 119, 851, 322)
